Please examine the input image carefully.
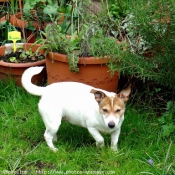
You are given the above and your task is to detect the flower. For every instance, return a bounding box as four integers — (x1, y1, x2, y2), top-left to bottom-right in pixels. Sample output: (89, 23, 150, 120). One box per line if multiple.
(148, 159, 154, 165)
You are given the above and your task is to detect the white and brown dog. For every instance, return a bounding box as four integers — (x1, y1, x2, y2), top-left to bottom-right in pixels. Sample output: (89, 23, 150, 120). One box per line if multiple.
(22, 66, 131, 152)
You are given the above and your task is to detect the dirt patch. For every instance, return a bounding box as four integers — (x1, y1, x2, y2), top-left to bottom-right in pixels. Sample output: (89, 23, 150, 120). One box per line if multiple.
(0, 43, 45, 63)
(0, 51, 45, 63)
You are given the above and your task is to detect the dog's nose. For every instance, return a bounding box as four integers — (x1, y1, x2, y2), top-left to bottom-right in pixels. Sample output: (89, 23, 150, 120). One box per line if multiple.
(108, 121, 115, 128)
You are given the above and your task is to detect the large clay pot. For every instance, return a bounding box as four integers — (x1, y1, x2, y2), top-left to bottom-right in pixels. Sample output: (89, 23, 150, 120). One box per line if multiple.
(0, 43, 46, 86)
(46, 52, 119, 92)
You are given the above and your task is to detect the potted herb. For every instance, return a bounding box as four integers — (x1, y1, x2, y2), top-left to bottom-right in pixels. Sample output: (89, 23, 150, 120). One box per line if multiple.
(31, 0, 131, 92)
(0, 43, 46, 86)
(35, 17, 127, 92)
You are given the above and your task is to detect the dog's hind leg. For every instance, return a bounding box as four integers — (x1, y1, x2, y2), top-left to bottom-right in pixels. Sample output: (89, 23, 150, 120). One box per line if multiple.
(44, 121, 61, 152)
(39, 104, 62, 152)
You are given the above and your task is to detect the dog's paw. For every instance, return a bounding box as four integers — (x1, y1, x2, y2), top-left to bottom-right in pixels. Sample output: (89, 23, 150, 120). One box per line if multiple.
(50, 147, 58, 152)
(110, 146, 118, 152)
(96, 141, 105, 148)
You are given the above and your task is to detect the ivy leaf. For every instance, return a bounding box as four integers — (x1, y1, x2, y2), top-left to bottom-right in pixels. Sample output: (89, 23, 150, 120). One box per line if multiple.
(43, 5, 58, 15)
(162, 124, 175, 137)
(23, 2, 31, 15)
(166, 101, 174, 110)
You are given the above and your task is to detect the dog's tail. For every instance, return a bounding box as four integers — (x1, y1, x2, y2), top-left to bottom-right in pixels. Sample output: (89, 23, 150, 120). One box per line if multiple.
(22, 66, 45, 96)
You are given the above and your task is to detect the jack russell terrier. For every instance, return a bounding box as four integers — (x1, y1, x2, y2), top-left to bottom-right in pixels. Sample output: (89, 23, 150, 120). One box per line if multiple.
(22, 66, 131, 152)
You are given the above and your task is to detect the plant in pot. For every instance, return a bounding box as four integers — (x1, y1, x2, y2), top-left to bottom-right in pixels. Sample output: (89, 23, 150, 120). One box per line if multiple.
(9, 0, 70, 43)
(0, 42, 46, 86)
(35, 14, 128, 92)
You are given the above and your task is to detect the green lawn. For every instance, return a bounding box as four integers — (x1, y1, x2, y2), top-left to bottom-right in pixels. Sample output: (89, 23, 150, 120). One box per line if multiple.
(0, 81, 174, 175)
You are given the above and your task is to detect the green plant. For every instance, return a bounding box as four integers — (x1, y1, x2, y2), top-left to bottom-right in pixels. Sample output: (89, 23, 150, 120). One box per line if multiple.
(35, 0, 128, 74)
(108, 0, 127, 19)
(36, 23, 81, 72)
(117, 0, 175, 91)
(23, 0, 72, 24)
(0, 0, 20, 14)
(23, 0, 61, 16)
(21, 0, 80, 41)
(82, 24, 128, 75)
(0, 3, 18, 46)
(36, 19, 128, 74)
(158, 101, 175, 137)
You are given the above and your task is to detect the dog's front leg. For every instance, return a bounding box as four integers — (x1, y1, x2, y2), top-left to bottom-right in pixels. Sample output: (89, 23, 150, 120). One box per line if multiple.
(88, 127, 104, 148)
(110, 128, 121, 151)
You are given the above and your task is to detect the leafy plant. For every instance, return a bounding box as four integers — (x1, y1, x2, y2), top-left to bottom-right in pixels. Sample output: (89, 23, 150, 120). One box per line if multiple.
(22, 0, 72, 34)
(36, 23, 81, 72)
(108, 0, 127, 19)
(36, 18, 127, 74)
(117, 0, 175, 91)
(85, 25, 128, 75)
(34, 0, 128, 74)
(23, 0, 60, 16)
(158, 101, 175, 137)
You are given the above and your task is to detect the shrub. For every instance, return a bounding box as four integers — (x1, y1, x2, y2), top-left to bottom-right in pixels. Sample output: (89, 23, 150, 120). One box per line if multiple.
(117, 0, 175, 90)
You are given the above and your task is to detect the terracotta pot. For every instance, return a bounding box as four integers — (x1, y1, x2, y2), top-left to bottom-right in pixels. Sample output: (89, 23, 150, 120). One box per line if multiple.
(10, 12, 40, 29)
(46, 52, 119, 92)
(0, 43, 46, 86)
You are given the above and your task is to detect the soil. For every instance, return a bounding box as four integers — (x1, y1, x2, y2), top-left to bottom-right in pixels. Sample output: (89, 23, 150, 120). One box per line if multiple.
(0, 51, 45, 63)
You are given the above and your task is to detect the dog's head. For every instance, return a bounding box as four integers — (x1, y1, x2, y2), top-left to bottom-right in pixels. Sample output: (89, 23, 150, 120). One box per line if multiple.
(90, 86, 131, 129)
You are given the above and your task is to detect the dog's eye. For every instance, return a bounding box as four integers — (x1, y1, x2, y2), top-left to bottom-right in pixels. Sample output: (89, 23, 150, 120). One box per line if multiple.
(102, 109, 108, 113)
(115, 109, 121, 113)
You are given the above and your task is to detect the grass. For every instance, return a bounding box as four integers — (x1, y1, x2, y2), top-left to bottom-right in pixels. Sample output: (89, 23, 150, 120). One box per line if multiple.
(0, 80, 174, 175)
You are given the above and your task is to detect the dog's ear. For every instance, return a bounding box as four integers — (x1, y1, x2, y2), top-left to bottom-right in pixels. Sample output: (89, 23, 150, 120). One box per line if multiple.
(90, 89, 106, 104)
(118, 85, 131, 103)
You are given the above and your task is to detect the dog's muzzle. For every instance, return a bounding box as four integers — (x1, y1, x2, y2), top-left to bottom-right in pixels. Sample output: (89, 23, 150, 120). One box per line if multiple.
(108, 121, 115, 128)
